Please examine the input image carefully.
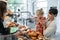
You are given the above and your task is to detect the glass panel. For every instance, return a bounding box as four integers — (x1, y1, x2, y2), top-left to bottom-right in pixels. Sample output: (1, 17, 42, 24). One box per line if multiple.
(7, 0, 48, 29)
(8, 0, 27, 12)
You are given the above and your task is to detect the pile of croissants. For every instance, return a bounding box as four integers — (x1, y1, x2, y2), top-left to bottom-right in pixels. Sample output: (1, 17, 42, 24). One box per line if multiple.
(26, 30, 43, 40)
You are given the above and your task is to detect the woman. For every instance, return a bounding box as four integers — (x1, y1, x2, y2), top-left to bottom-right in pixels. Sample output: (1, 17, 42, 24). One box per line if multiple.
(0, 1, 10, 35)
(43, 8, 58, 40)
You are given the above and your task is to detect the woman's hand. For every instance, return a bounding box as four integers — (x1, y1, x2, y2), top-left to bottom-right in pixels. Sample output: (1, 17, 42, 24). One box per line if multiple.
(7, 22, 16, 27)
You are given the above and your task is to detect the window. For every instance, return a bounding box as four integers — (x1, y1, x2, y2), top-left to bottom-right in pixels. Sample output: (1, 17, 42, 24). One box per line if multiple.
(8, 0, 27, 12)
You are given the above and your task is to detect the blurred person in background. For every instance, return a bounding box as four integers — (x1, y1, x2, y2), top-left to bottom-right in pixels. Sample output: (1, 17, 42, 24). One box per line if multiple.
(0, 1, 10, 35)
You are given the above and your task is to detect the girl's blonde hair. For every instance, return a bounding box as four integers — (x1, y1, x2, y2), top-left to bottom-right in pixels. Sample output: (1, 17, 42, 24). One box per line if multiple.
(36, 8, 44, 15)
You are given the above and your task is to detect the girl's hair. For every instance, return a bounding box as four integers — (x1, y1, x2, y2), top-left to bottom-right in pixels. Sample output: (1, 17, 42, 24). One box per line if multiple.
(49, 7, 58, 17)
(0, 1, 7, 16)
(36, 8, 44, 15)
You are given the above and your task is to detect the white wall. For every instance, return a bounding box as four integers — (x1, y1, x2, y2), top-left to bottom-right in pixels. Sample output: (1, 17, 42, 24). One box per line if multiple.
(47, 0, 58, 11)
(56, 0, 60, 33)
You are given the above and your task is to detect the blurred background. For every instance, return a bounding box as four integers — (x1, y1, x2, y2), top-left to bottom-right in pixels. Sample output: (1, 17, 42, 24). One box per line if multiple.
(1, 0, 60, 39)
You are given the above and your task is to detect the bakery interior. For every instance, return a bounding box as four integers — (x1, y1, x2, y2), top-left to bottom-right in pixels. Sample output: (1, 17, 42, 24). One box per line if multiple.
(0, 0, 60, 40)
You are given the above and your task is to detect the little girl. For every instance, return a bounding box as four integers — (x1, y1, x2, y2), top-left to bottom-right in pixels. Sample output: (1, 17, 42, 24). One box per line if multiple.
(36, 8, 46, 35)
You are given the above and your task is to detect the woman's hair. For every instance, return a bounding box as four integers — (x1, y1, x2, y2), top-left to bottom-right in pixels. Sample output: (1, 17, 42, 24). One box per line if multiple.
(0, 1, 7, 16)
(49, 8, 58, 17)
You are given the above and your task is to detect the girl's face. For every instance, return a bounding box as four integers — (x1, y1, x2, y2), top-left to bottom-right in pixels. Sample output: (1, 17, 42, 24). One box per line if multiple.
(36, 11, 43, 18)
(48, 13, 54, 20)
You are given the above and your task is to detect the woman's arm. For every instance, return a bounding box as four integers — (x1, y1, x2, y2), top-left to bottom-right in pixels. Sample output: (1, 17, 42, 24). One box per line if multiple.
(43, 22, 56, 37)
